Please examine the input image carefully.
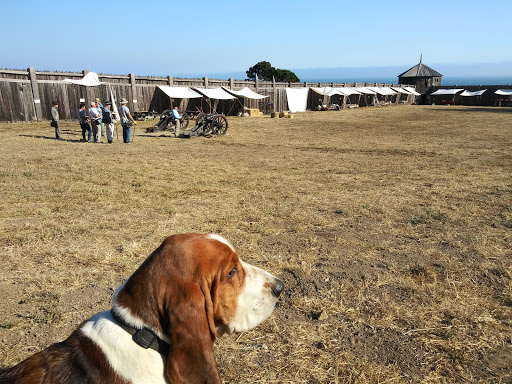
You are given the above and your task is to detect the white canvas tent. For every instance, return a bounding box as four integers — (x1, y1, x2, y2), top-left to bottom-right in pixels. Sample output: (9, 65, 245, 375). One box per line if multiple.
(157, 86, 203, 99)
(354, 87, 377, 106)
(63, 72, 121, 122)
(366, 87, 396, 106)
(392, 87, 412, 95)
(380, 87, 397, 95)
(495, 89, 512, 106)
(495, 89, 512, 96)
(430, 89, 463, 105)
(310, 87, 346, 110)
(335, 88, 362, 96)
(222, 87, 268, 99)
(63, 72, 103, 87)
(460, 90, 486, 97)
(459, 89, 487, 106)
(193, 87, 237, 100)
(156, 86, 203, 116)
(310, 87, 344, 97)
(404, 87, 421, 96)
(334, 87, 362, 108)
(286, 88, 308, 112)
(355, 87, 377, 95)
(392, 87, 414, 105)
(430, 89, 464, 96)
(366, 87, 388, 96)
(192, 87, 238, 114)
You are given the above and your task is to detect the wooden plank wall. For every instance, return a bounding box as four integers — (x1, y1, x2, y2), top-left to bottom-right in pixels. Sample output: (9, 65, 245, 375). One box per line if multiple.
(0, 68, 419, 123)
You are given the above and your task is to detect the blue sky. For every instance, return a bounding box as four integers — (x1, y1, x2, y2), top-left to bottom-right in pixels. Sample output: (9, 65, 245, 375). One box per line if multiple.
(2, 0, 511, 81)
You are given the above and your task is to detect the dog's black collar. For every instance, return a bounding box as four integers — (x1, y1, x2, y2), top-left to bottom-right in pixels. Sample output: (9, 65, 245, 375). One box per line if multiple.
(110, 310, 170, 356)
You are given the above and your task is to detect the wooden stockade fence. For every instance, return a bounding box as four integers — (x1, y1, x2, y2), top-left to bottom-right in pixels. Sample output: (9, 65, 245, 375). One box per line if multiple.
(0, 67, 420, 123)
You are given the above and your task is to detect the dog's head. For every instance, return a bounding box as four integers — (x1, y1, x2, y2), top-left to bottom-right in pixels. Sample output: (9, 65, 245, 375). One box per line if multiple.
(113, 233, 284, 383)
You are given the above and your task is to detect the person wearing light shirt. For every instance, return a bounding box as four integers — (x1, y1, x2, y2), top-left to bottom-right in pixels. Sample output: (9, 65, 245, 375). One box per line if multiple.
(171, 106, 181, 137)
(88, 102, 102, 143)
(119, 98, 135, 144)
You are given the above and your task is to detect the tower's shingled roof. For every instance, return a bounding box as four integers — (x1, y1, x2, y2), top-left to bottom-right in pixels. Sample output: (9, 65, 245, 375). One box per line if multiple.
(398, 58, 442, 78)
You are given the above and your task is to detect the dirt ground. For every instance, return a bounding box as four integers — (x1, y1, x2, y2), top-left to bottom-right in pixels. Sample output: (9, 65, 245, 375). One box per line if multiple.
(0, 105, 511, 383)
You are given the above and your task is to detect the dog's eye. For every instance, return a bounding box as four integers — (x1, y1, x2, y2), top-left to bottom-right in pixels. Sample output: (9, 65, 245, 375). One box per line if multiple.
(227, 267, 238, 279)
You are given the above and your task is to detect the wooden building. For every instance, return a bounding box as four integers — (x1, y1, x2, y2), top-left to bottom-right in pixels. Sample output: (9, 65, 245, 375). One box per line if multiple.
(397, 56, 442, 96)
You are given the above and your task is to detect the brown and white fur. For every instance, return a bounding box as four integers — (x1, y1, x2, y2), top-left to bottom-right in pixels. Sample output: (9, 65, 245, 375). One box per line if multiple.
(0, 233, 284, 384)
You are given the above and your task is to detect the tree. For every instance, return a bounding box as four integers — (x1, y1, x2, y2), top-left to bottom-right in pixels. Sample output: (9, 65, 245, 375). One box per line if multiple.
(246, 61, 300, 82)
(274, 69, 300, 83)
(246, 61, 274, 81)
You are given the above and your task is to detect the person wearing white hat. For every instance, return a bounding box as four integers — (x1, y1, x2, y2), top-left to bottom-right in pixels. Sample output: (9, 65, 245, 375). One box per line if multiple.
(119, 98, 135, 143)
(88, 101, 102, 143)
(95, 98, 105, 137)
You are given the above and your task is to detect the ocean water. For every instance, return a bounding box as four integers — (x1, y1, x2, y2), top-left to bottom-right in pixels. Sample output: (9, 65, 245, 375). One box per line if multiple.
(440, 77, 512, 86)
(302, 76, 512, 86)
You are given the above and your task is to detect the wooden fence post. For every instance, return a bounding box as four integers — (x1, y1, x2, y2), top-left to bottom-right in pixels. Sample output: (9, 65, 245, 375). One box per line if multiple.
(82, 70, 90, 110)
(28, 67, 42, 121)
(273, 77, 277, 113)
(130, 73, 138, 112)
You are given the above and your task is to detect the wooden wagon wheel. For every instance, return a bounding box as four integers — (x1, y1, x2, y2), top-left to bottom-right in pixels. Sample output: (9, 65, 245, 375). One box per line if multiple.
(196, 113, 206, 126)
(160, 109, 171, 119)
(180, 112, 190, 130)
(202, 118, 214, 135)
(211, 115, 228, 135)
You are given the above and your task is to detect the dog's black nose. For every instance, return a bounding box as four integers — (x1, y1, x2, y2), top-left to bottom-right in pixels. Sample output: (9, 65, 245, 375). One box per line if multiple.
(272, 279, 284, 297)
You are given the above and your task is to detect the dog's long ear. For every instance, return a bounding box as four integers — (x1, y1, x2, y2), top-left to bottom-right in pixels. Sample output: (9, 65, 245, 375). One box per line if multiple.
(165, 282, 221, 384)
(200, 279, 217, 341)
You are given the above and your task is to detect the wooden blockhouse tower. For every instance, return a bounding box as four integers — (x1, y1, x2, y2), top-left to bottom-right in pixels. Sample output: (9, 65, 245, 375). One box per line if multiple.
(398, 56, 442, 95)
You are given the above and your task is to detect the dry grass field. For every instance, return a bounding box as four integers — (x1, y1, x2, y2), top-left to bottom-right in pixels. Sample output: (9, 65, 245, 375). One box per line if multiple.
(0, 105, 511, 383)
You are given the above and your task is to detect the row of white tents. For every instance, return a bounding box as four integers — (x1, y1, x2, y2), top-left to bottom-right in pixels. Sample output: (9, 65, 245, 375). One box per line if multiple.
(160, 85, 421, 113)
(429, 88, 512, 105)
(156, 85, 267, 100)
(63, 72, 420, 114)
(431, 89, 512, 97)
(286, 86, 420, 112)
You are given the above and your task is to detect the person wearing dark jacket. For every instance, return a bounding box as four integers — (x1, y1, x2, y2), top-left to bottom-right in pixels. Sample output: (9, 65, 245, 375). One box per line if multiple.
(50, 101, 60, 139)
(78, 102, 92, 142)
(103, 101, 115, 143)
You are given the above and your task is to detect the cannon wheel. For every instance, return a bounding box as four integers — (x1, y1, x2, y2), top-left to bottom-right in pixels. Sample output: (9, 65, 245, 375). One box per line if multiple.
(196, 113, 206, 126)
(180, 112, 190, 130)
(211, 115, 228, 135)
(202, 119, 214, 135)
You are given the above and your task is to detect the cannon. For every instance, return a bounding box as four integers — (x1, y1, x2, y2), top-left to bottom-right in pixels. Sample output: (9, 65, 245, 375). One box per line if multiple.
(182, 113, 228, 138)
(146, 109, 190, 133)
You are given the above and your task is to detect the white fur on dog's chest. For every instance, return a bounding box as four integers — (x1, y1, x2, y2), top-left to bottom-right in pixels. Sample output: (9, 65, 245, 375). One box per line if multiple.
(80, 311, 169, 384)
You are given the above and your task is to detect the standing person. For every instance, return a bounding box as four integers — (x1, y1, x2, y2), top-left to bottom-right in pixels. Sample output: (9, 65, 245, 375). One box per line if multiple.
(96, 98, 105, 137)
(88, 101, 102, 143)
(78, 102, 92, 142)
(119, 98, 135, 144)
(102, 101, 115, 144)
(171, 106, 181, 137)
(50, 101, 60, 139)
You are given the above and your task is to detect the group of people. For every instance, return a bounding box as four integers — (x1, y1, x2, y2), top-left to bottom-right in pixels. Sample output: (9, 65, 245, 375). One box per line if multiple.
(50, 97, 136, 144)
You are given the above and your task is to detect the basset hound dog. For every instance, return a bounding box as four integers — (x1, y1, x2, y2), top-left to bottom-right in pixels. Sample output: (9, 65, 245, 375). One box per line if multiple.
(0, 233, 284, 384)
